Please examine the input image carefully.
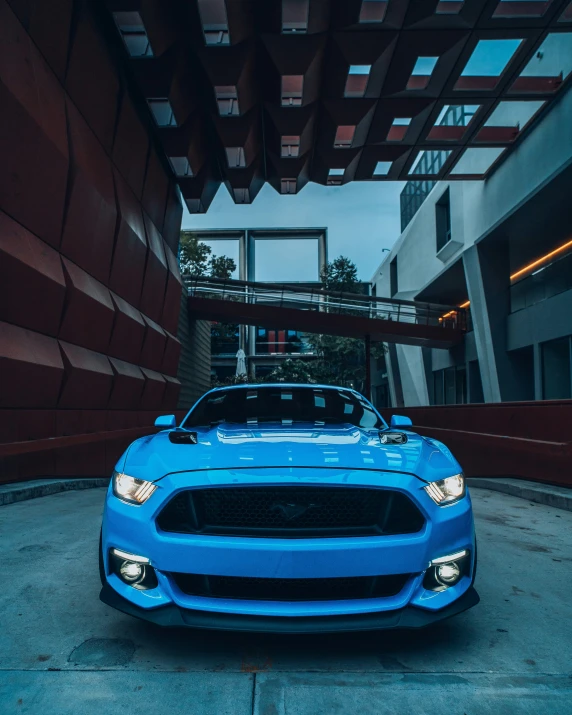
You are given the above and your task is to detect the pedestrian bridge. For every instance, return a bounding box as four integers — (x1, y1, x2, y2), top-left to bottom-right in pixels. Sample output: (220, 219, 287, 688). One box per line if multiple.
(185, 276, 468, 349)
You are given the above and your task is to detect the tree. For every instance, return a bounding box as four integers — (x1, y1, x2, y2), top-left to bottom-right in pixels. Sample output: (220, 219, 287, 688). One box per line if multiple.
(320, 256, 359, 293)
(178, 231, 237, 278)
(307, 255, 386, 391)
(210, 255, 236, 279)
(179, 231, 211, 276)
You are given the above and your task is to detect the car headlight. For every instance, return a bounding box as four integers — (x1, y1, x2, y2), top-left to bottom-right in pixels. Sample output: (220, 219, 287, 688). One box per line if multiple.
(112, 470, 157, 505)
(424, 473, 465, 505)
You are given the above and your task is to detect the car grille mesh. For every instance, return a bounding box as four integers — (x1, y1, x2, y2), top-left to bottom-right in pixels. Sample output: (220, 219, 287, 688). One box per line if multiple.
(156, 486, 425, 538)
(171, 572, 411, 602)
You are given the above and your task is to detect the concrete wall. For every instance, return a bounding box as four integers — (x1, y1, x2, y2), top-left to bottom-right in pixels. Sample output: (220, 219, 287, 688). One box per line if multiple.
(0, 0, 185, 480)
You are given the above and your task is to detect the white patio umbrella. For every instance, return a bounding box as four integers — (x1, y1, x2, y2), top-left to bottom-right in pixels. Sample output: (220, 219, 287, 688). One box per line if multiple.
(235, 348, 247, 377)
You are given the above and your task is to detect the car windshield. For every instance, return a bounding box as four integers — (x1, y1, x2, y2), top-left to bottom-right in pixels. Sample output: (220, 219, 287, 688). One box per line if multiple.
(183, 386, 384, 430)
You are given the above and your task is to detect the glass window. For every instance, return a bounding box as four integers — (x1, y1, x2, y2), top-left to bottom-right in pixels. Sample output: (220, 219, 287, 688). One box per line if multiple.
(542, 337, 571, 399)
(433, 370, 444, 405)
(183, 386, 384, 429)
(444, 367, 456, 404)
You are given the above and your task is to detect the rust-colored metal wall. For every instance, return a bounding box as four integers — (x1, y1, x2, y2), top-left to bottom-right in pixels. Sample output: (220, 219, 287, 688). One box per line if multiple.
(0, 0, 184, 483)
(380, 401, 572, 487)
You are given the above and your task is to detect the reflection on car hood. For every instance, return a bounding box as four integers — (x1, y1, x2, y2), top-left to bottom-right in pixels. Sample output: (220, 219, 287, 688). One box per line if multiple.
(119, 423, 462, 484)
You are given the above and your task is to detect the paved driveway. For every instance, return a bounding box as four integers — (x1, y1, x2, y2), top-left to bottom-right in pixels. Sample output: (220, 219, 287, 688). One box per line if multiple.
(0, 487, 570, 714)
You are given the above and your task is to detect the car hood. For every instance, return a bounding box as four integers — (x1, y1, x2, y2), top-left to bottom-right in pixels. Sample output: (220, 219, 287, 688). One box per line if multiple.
(119, 423, 462, 484)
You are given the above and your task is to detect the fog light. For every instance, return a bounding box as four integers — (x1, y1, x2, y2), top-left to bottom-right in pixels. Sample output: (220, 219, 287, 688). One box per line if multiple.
(423, 549, 469, 592)
(119, 560, 144, 584)
(436, 561, 461, 586)
(109, 548, 158, 590)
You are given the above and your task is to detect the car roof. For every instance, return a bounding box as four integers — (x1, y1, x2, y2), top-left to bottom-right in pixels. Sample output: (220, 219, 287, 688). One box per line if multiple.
(208, 383, 360, 395)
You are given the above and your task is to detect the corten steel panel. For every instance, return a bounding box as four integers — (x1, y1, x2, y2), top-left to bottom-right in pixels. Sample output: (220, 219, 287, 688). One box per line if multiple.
(57, 341, 114, 409)
(6, 0, 73, 81)
(0, 1, 68, 248)
(142, 149, 170, 233)
(162, 374, 181, 410)
(61, 101, 117, 284)
(0, 410, 19, 444)
(12, 408, 58, 479)
(108, 292, 146, 364)
(384, 402, 572, 444)
(112, 95, 150, 199)
(378, 402, 572, 486)
(108, 357, 145, 409)
(105, 410, 140, 431)
(65, 5, 120, 153)
(161, 330, 182, 377)
(59, 258, 116, 354)
(140, 214, 168, 322)
(161, 243, 183, 334)
(0, 210, 66, 336)
(0, 322, 64, 408)
(55, 410, 107, 477)
(109, 170, 148, 308)
(140, 314, 167, 371)
(162, 182, 184, 254)
(187, 296, 463, 349)
(140, 367, 166, 409)
(178, 164, 221, 214)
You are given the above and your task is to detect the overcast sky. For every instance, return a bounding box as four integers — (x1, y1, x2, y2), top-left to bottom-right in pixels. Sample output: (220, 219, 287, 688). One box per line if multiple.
(181, 181, 405, 282)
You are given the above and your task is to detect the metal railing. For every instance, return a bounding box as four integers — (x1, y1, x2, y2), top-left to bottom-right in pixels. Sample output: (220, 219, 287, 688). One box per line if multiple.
(185, 276, 469, 331)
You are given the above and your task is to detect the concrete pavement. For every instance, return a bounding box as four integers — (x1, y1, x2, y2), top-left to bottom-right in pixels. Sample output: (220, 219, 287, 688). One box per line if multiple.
(0, 487, 570, 714)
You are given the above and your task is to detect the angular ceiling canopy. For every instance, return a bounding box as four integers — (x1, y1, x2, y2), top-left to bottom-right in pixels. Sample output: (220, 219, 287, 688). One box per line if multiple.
(104, 0, 572, 211)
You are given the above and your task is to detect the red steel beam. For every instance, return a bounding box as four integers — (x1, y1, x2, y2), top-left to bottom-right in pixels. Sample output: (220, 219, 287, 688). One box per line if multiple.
(188, 296, 464, 349)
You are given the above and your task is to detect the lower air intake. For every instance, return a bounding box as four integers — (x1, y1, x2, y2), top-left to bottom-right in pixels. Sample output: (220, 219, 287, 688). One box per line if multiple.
(171, 572, 411, 601)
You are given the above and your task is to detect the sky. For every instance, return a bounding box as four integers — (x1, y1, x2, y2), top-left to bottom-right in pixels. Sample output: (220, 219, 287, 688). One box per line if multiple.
(181, 180, 405, 282)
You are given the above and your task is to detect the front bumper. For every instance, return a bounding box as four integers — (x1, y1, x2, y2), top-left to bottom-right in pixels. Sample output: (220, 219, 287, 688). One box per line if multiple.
(100, 582, 479, 633)
(101, 468, 478, 628)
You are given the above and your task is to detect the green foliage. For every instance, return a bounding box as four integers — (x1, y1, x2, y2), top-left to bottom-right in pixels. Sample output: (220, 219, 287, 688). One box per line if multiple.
(320, 255, 359, 293)
(179, 231, 237, 278)
(210, 255, 236, 279)
(211, 373, 249, 388)
(179, 232, 211, 276)
(260, 359, 321, 384)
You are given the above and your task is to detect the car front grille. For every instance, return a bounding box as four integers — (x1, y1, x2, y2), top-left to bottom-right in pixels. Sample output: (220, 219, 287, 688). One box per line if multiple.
(171, 572, 411, 602)
(156, 486, 425, 538)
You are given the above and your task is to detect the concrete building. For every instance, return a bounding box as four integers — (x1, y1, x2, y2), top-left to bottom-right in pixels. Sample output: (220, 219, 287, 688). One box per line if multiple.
(371, 83, 572, 408)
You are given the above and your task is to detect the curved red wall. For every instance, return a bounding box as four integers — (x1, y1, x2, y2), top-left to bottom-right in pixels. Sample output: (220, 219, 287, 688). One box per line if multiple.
(0, 0, 184, 482)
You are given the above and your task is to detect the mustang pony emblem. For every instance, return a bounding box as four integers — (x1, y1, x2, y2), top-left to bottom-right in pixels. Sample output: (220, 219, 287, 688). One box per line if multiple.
(270, 502, 319, 521)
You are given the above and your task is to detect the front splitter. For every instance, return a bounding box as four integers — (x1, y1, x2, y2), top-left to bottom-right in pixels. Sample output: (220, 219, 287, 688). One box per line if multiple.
(99, 583, 479, 633)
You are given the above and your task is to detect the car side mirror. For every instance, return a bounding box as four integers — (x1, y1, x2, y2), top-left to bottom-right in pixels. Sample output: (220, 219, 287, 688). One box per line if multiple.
(390, 415, 413, 429)
(154, 414, 177, 429)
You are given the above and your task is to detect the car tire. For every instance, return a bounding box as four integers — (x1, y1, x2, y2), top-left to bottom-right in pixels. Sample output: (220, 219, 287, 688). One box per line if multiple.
(98, 529, 106, 586)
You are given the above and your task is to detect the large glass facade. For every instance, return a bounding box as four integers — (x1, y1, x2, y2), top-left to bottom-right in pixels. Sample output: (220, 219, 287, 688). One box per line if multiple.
(433, 366, 467, 405)
(542, 336, 571, 399)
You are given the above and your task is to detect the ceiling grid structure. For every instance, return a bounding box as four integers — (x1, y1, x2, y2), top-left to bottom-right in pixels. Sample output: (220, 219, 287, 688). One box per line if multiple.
(103, 0, 572, 212)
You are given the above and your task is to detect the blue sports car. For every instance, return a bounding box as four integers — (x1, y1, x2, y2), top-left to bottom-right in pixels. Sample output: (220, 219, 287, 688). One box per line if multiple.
(99, 384, 478, 632)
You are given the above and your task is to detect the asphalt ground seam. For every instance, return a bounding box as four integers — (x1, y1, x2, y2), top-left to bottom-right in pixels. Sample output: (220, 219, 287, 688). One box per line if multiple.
(251, 672, 257, 715)
(0, 669, 569, 675)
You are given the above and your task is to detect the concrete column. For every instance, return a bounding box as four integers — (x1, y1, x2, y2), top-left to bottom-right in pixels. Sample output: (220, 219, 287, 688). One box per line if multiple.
(463, 240, 522, 403)
(246, 231, 256, 283)
(238, 231, 247, 282)
(395, 345, 431, 406)
(385, 343, 404, 408)
(318, 230, 328, 278)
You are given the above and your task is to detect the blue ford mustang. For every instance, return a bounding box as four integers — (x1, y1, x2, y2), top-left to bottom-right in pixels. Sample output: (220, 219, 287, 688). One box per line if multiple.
(99, 384, 478, 632)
